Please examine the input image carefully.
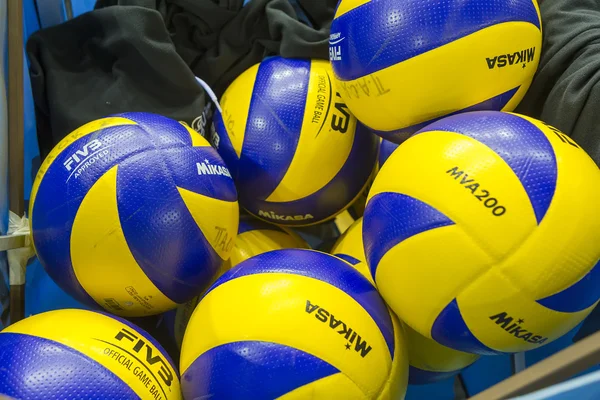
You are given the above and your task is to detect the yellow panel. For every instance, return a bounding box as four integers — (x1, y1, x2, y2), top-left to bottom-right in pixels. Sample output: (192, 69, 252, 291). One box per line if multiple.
(336, 22, 541, 132)
(267, 61, 356, 203)
(179, 122, 210, 147)
(403, 322, 478, 373)
(71, 166, 177, 317)
(334, 0, 371, 18)
(368, 130, 537, 260)
(219, 63, 260, 158)
(30, 117, 136, 222)
(497, 114, 600, 298)
(177, 187, 239, 261)
(459, 268, 595, 352)
(375, 224, 494, 338)
(180, 274, 391, 398)
(230, 229, 308, 267)
(2, 309, 182, 400)
(279, 372, 366, 400)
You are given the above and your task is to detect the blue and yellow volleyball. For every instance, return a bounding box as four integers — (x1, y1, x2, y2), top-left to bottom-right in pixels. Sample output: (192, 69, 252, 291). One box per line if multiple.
(30, 113, 239, 317)
(180, 249, 408, 399)
(331, 218, 478, 384)
(329, 0, 542, 142)
(211, 56, 378, 226)
(364, 111, 600, 355)
(164, 214, 309, 349)
(0, 309, 181, 399)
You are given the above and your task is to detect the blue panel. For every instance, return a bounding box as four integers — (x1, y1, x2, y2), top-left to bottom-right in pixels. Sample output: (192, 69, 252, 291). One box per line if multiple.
(378, 139, 399, 168)
(537, 260, 600, 313)
(431, 299, 499, 355)
(25, 258, 90, 316)
(408, 365, 463, 385)
(0, 333, 137, 399)
(238, 214, 286, 235)
(0, 252, 7, 328)
(181, 341, 338, 399)
(419, 111, 557, 224)
(330, 0, 541, 80)
(207, 249, 395, 356)
(212, 111, 241, 180)
(244, 121, 378, 226)
(406, 377, 456, 400)
(238, 57, 309, 201)
(95, 311, 178, 373)
(23, 48, 40, 206)
(35, 0, 68, 28)
(71, 0, 96, 17)
(334, 253, 361, 266)
(374, 86, 520, 143)
(23, 0, 41, 39)
(117, 148, 222, 304)
(363, 192, 454, 278)
(461, 354, 512, 396)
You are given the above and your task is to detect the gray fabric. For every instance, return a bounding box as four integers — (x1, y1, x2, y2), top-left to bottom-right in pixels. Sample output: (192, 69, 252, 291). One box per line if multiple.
(516, 0, 600, 166)
(96, 0, 338, 95)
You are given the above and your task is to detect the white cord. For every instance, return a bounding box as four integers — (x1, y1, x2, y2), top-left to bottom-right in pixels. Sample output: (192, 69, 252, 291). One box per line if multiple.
(195, 77, 222, 114)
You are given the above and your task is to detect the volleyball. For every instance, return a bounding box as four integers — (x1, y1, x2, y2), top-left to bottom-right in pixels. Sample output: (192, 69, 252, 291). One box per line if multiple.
(0, 309, 181, 399)
(164, 214, 309, 348)
(364, 111, 600, 354)
(180, 249, 408, 399)
(211, 56, 378, 226)
(30, 113, 239, 317)
(331, 218, 478, 384)
(329, 0, 542, 142)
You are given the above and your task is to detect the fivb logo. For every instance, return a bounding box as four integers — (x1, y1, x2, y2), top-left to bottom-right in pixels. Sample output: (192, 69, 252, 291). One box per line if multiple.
(115, 328, 174, 387)
(196, 158, 232, 178)
(329, 32, 344, 61)
(63, 139, 104, 171)
(486, 47, 536, 69)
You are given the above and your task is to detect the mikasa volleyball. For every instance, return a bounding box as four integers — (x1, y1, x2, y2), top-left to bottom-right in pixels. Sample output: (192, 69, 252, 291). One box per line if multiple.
(329, 0, 542, 142)
(211, 56, 378, 226)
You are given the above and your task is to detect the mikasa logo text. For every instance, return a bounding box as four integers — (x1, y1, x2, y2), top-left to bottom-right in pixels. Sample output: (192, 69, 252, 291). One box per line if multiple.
(196, 159, 231, 177)
(306, 300, 373, 358)
(489, 312, 548, 345)
(486, 47, 536, 69)
(258, 210, 314, 221)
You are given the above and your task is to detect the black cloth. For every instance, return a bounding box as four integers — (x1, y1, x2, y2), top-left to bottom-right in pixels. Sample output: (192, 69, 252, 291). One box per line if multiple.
(26, 6, 208, 160)
(516, 0, 600, 166)
(95, 0, 338, 96)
